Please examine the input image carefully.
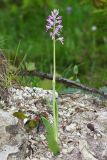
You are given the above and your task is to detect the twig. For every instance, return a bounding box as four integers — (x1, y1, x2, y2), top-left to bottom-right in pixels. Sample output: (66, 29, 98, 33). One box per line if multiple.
(19, 70, 107, 99)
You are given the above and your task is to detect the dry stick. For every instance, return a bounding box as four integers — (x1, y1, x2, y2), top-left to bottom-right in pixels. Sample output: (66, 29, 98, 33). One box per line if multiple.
(20, 70, 107, 99)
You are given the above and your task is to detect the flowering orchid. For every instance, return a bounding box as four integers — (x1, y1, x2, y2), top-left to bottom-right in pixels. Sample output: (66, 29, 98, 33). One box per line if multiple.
(46, 9, 64, 44)
(46, 9, 64, 144)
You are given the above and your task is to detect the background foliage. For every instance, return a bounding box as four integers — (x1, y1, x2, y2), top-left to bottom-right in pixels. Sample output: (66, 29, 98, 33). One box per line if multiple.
(0, 0, 107, 90)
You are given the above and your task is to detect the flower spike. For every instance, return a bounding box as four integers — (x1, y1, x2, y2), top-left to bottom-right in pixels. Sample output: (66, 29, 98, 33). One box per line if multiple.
(46, 9, 64, 44)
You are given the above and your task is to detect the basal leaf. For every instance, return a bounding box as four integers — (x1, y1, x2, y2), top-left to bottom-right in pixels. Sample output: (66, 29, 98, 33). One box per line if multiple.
(27, 120, 38, 128)
(41, 116, 60, 155)
(13, 111, 28, 120)
(24, 119, 38, 132)
(55, 101, 58, 137)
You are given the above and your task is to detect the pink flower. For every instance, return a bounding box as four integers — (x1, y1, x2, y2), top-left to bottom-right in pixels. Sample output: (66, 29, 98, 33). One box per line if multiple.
(46, 9, 64, 44)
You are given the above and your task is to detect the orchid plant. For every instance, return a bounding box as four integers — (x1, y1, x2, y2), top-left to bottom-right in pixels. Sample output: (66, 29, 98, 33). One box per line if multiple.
(46, 9, 64, 142)
(13, 9, 63, 155)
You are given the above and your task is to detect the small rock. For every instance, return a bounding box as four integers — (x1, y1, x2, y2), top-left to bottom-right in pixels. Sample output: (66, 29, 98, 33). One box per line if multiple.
(40, 157, 49, 160)
(62, 149, 68, 154)
(45, 151, 52, 158)
(97, 112, 107, 129)
(40, 134, 46, 140)
(76, 132, 81, 137)
(0, 109, 27, 160)
(94, 134, 97, 139)
(66, 123, 76, 132)
(67, 146, 74, 154)
(64, 113, 70, 117)
(63, 143, 68, 148)
(57, 154, 63, 158)
(102, 146, 107, 159)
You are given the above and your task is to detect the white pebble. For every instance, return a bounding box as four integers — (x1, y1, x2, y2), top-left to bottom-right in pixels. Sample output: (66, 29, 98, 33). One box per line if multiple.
(63, 143, 68, 148)
(45, 151, 52, 158)
(66, 123, 76, 132)
(62, 148, 68, 154)
(40, 157, 49, 160)
(40, 134, 46, 140)
(67, 146, 74, 153)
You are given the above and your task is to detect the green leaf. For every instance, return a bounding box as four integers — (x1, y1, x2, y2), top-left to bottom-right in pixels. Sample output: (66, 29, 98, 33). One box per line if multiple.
(75, 78, 81, 83)
(27, 120, 38, 128)
(62, 87, 82, 94)
(13, 111, 28, 120)
(24, 119, 38, 132)
(25, 62, 36, 71)
(41, 117, 60, 155)
(38, 80, 52, 89)
(55, 101, 58, 137)
(73, 65, 78, 75)
(69, 76, 74, 80)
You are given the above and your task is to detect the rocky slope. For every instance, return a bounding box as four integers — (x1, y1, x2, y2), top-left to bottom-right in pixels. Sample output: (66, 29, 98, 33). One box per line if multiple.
(0, 87, 107, 160)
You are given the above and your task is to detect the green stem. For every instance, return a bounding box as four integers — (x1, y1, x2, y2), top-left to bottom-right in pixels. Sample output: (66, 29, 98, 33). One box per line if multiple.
(53, 36, 58, 142)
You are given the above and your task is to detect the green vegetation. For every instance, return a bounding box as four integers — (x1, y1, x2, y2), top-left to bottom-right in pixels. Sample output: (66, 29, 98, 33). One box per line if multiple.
(13, 110, 60, 155)
(0, 0, 107, 89)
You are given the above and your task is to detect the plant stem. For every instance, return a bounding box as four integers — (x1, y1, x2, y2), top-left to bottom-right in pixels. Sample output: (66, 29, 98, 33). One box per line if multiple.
(53, 36, 58, 142)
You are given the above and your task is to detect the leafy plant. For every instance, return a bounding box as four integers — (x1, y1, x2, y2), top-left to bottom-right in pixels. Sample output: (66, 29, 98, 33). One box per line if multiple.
(46, 9, 64, 143)
(14, 9, 63, 155)
(0, 41, 28, 88)
(13, 110, 60, 155)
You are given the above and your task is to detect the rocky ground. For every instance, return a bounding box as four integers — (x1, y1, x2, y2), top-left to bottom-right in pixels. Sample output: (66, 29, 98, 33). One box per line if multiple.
(0, 86, 107, 160)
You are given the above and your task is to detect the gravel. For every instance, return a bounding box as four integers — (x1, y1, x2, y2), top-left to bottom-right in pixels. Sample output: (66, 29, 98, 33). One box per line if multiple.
(0, 86, 107, 160)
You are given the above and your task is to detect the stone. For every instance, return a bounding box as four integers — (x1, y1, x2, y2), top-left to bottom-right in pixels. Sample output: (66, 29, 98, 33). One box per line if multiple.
(40, 157, 49, 160)
(67, 146, 74, 154)
(97, 112, 107, 130)
(40, 134, 46, 140)
(102, 146, 107, 159)
(0, 109, 28, 160)
(62, 149, 68, 154)
(63, 143, 68, 148)
(79, 140, 97, 160)
(66, 123, 76, 132)
(45, 151, 52, 158)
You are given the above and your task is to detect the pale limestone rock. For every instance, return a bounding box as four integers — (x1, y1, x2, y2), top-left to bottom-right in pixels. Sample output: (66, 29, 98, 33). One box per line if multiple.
(0, 109, 27, 160)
